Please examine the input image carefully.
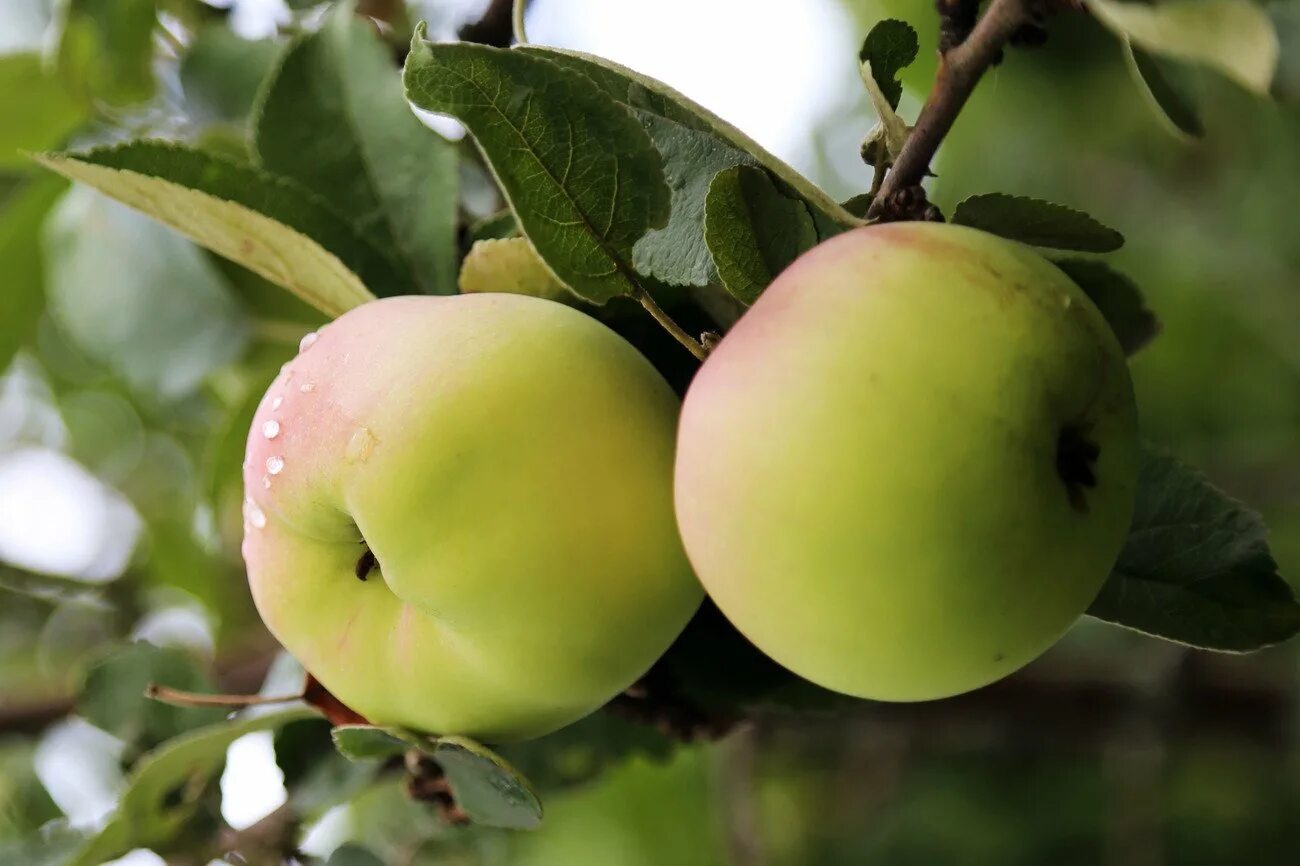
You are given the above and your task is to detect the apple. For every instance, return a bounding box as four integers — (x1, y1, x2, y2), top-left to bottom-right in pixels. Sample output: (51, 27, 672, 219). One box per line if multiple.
(675, 223, 1139, 701)
(241, 294, 702, 741)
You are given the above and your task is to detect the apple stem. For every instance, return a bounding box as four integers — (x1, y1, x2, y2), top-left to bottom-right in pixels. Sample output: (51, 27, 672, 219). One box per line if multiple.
(636, 287, 710, 361)
(511, 0, 530, 45)
(866, 0, 1051, 221)
(145, 683, 305, 709)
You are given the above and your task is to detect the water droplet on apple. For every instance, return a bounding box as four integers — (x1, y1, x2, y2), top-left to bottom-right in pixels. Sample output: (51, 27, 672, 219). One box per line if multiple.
(271, 396, 283, 411)
(300, 382, 316, 394)
(1061, 295, 1073, 309)
(266, 455, 285, 475)
(346, 427, 377, 463)
(244, 498, 267, 529)
(299, 331, 319, 353)
(262, 475, 272, 489)
(262, 420, 281, 440)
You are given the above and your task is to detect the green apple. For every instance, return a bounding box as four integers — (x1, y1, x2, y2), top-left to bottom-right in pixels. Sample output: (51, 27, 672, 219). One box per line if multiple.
(675, 223, 1139, 701)
(242, 294, 701, 741)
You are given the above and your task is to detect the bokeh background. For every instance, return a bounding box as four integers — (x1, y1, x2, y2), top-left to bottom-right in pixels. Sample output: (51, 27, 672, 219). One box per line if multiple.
(2, 0, 1299, 864)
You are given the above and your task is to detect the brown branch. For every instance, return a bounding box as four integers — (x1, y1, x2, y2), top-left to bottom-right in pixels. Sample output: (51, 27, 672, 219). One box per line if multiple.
(867, 0, 1036, 220)
(458, 0, 516, 47)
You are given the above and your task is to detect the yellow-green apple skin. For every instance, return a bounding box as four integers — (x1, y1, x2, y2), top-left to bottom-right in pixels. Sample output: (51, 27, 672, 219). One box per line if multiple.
(675, 223, 1139, 701)
(241, 294, 702, 741)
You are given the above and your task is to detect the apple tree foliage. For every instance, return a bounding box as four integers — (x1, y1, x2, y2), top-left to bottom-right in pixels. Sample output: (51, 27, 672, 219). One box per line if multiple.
(0, 0, 1296, 861)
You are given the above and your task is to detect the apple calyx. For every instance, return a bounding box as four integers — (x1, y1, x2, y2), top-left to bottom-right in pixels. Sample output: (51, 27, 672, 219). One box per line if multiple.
(354, 545, 377, 582)
(1056, 423, 1101, 512)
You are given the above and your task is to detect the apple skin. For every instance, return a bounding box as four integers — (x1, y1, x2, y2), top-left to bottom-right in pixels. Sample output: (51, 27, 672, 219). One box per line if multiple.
(241, 294, 702, 741)
(675, 223, 1139, 702)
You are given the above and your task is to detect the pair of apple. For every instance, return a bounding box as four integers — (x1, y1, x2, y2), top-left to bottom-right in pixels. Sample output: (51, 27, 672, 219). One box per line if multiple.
(241, 223, 1139, 742)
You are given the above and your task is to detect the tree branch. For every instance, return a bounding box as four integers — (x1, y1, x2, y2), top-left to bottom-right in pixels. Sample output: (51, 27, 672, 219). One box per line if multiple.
(866, 0, 1036, 220)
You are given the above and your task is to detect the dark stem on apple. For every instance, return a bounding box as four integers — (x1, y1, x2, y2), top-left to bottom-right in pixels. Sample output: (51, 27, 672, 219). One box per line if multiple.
(1056, 424, 1100, 512)
(866, 0, 1045, 221)
(355, 546, 376, 581)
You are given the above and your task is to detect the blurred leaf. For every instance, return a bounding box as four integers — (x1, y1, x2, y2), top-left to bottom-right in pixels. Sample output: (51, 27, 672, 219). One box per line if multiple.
(1088, 445, 1300, 651)
(631, 117, 756, 287)
(331, 725, 411, 762)
(0, 175, 66, 370)
(1124, 44, 1205, 138)
(0, 54, 84, 167)
(459, 237, 582, 304)
(1273, 1, 1300, 103)
(325, 844, 386, 866)
(1053, 258, 1160, 355)
(498, 710, 675, 794)
(77, 642, 224, 749)
(256, 3, 459, 296)
(0, 821, 88, 866)
(403, 35, 669, 304)
(951, 193, 1125, 252)
(520, 46, 860, 232)
(36, 142, 395, 316)
(180, 26, 281, 125)
(0, 742, 61, 838)
(42, 186, 250, 399)
(859, 18, 919, 111)
(704, 165, 818, 305)
(1088, 0, 1279, 94)
(468, 209, 519, 243)
(432, 736, 542, 831)
(56, 0, 156, 106)
(67, 707, 315, 866)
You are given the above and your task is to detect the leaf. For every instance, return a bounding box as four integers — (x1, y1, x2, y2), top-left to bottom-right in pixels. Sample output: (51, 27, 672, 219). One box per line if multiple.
(497, 711, 676, 794)
(1088, 0, 1278, 94)
(331, 725, 412, 762)
(0, 54, 85, 167)
(403, 34, 669, 304)
(469, 208, 520, 242)
(1123, 43, 1205, 138)
(951, 193, 1125, 252)
(57, 0, 157, 106)
(43, 186, 250, 398)
(459, 237, 581, 304)
(35, 142, 392, 316)
(432, 736, 543, 830)
(704, 165, 818, 305)
(67, 707, 316, 866)
(1087, 445, 1300, 651)
(180, 26, 282, 125)
(256, 3, 459, 296)
(859, 19, 919, 111)
(632, 117, 757, 286)
(1053, 258, 1160, 355)
(326, 845, 387, 866)
(77, 642, 224, 749)
(0, 175, 65, 370)
(518, 46, 860, 233)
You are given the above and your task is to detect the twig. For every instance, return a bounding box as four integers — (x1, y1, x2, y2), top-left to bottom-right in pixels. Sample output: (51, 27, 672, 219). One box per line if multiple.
(144, 684, 303, 709)
(512, 0, 531, 45)
(636, 287, 710, 361)
(866, 0, 1036, 220)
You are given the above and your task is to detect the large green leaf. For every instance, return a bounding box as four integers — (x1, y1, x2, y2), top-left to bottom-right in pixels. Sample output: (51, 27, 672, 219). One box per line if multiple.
(1088, 0, 1279, 93)
(403, 34, 669, 304)
(951, 194, 1125, 252)
(56, 0, 157, 106)
(180, 26, 282, 125)
(1123, 43, 1205, 138)
(36, 142, 393, 316)
(1088, 446, 1300, 651)
(433, 736, 542, 831)
(0, 54, 85, 167)
(256, 3, 459, 296)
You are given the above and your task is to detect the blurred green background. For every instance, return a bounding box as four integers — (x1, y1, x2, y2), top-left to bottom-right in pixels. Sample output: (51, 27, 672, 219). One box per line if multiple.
(1, 0, 1298, 864)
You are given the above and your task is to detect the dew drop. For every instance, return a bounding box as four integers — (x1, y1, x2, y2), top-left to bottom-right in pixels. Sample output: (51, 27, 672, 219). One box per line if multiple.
(244, 498, 267, 529)
(346, 427, 378, 463)
(299, 331, 319, 353)
(262, 419, 281, 440)
(299, 382, 316, 394)
(271, 396, 283, 411)
(1061, 294, 1074, 310)
(266, 455, 285, 475)
(262, 475, 272, 489)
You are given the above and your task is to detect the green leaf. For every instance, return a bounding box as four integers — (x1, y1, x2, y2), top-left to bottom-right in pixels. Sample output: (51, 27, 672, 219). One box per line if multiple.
(77, 642, 224, 749)
(632, 117, 756, 286)
(331, 725, 412, 762)
(517, 46, 860, 233)
(1123, 43, 1205, 138)
(326, 844, 387, 866)
(469, 208, 520, 242)
(432, 736, 543, 830)
(498, 711, 675, 794)
(43, 186, 250, 398)
(67, 707, 316, 866)
(951, 193, 1125, 252)
(0, 54, 85, 167)
(704, 165, 818, 305)
(403, 34, 669, 304)
(0, 175, 65, 370)
(180, 26, 282, 125)
(1088, 0, 1278, 93)
(57, 0, 157, 106)
(1053, 259, 1160, 355)
(256, 3, 459, 296)
(1087, 445, 1300, 651)
(859, 19, 919, 110)
(36, 142, 393, 316)
(459, 237, 582, 304)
